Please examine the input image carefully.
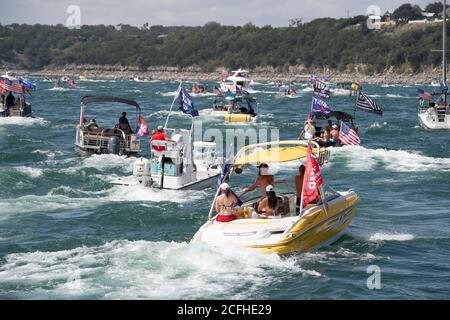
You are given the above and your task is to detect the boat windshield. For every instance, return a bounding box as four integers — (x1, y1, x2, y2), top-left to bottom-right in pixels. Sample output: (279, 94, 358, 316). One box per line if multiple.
(317, 183, 341, 204)
(236, 179, 296, 205)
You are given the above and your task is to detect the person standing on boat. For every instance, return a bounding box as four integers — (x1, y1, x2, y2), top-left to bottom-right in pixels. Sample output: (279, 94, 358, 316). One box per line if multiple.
(118, 111, 132, 134)
(303, 118, 316, 139)
(5, 92, 15, 109)
(150, 125, 174, 152)
(241, 163, 275, 198)
(215, 183, 239, 223)
(295, 165, 306, 215)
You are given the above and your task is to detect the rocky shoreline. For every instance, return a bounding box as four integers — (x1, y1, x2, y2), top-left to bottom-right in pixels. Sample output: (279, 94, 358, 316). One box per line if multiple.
(4, 64, 443, 85)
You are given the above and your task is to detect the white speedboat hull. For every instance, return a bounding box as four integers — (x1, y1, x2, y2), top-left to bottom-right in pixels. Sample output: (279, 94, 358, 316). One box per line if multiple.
(112, 172, 219, 190)
(418, 111, 450, 130)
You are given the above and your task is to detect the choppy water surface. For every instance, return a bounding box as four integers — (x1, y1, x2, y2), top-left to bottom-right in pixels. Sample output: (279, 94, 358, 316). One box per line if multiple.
(0, 79, 449, 299)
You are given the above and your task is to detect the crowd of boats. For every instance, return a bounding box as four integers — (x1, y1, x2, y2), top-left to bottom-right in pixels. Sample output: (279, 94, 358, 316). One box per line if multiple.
(0, 67, 381, 255)
(2, 7, 450, 254)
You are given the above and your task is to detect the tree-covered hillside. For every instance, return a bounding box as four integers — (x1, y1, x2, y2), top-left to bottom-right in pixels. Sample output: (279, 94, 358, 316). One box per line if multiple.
(0, 2, 447, 73)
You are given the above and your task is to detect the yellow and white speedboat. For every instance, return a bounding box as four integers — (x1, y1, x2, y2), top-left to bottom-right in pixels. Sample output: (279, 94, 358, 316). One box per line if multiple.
(192, 140, 359, 255)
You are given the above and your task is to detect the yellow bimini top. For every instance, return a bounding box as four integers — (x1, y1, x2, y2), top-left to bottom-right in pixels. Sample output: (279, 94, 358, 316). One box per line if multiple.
(233, 140, 326, 166)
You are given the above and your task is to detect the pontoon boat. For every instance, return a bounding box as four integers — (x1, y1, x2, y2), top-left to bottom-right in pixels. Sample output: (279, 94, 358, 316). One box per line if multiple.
(0, 73, 32, 118)
(75, 96, 141, 156)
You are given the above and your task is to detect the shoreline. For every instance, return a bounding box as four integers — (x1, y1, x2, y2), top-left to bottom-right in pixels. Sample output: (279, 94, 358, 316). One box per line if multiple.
(4, 65, 442, 85)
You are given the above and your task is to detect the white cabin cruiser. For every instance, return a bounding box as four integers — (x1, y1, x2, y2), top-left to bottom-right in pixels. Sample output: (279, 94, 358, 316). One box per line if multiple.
(219, 68, 253, 93)
(418, 0, 450, 130)
(112, 114, 221, 190)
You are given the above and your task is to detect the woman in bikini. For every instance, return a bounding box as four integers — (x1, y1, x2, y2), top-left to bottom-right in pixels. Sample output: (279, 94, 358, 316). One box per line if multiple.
(215, 183, 240, 223)
(258, 185, 279, 217)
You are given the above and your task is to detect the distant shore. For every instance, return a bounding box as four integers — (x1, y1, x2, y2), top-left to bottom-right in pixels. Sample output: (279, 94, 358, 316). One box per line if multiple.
(5, 65, 443, 85)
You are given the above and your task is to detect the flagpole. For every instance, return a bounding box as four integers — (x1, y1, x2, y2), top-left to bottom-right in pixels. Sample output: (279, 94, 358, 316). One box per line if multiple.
(208, 144, 233, 220)
(164, 82, 182, 128)
(299, 140, 311, 217)
(353, 90, 359, 119)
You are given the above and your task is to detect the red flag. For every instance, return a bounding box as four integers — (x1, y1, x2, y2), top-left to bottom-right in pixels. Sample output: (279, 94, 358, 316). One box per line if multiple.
(302, 144, 323, 207)
(22, 86, 32, 96)
(136, 115, 149, 137)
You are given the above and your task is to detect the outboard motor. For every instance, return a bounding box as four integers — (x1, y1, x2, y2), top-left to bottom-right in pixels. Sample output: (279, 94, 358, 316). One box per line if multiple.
(107, 136, 121, 155)
(133, 157, 153, 187)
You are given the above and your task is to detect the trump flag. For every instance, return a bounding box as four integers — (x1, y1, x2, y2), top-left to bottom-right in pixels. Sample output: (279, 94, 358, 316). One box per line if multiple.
(302, 144, 323, 207)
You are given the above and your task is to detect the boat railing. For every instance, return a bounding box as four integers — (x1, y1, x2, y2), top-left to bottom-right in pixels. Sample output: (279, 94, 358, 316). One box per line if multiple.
(150, 140, 179, 159)
(78, 126, 138, 151)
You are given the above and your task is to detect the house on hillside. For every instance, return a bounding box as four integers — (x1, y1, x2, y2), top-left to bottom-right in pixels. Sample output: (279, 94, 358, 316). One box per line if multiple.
(380, 11, 397, 27)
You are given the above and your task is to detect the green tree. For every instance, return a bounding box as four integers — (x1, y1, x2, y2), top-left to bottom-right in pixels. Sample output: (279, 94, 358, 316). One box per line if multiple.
(392, 4, 423, 23)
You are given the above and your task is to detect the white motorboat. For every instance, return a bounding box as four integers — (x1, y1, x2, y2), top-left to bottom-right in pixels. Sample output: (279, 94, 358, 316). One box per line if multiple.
(209, 93, 258, 123)
(112, 114, 222, 190)
(219, 68, 253, 93)
(417, 0, 450, 130)
(191, 140, 359, 255)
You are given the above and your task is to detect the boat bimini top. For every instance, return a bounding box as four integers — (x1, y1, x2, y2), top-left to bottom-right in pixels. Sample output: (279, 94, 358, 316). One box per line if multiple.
(80, 96, 142, 122)
(232, 140, 328, 167)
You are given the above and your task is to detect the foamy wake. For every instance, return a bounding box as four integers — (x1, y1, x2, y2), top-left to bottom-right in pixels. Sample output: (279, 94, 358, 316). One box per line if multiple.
(0, 117, 49, 127)
(330, 145, 450, 172)
(331, 88, 351, 96)
(0, 240, 318, 299)
(60, 154, 137, 174)
(157, 90, 179, 97)
(369, 233, 414, 242)
(0, 184, 209, 215)
(366, 121, 388, 130)
(14, 166, 44, 178)
(47, 87, 91, 92)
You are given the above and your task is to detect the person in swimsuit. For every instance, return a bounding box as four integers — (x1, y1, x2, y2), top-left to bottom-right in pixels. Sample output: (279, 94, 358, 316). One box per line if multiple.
(258, 185, 279, 217)
(215, 183, 240, 223)
(328, 124, 340, 146)
(241, 163, 275, 198)
(313, 125, 331, 147)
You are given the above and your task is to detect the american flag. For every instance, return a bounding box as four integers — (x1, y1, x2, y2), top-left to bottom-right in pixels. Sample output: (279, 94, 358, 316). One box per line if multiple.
(417, 88, 433, 101)
(0, 77, 23, 94)
(356, 91, 383, 115)
(339, 122, 360, 145)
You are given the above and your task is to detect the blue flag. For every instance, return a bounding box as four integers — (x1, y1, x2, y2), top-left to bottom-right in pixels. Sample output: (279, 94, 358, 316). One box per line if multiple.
(18, 77, 37, 91)
(236, 86, 249, 96)
(175, 85, 199, 117)
(440, 81, 448, 93)
(216, 160, 243, 206)
(311, 96, 333, 114)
